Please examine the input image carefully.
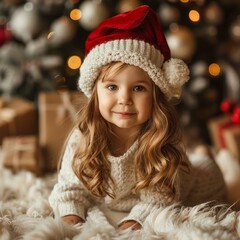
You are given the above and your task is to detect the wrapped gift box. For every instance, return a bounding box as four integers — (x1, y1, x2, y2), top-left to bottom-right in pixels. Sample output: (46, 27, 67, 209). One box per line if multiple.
(2, 135, 42, 175)
(208, 115, 240, 160)
(0, 97, 38, 144)
(39, 91, 86, 171)
(207, 115, 231, 150)
(223, 126, 240, 161)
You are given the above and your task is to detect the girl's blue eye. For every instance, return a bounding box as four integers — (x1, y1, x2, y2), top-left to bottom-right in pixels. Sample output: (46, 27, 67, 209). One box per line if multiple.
(133, 86, 145, 91)
(107, 85, 118, 91)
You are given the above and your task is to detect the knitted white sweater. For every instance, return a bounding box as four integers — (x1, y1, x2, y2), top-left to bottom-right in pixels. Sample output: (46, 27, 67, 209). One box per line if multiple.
(48, 129, 227, 225)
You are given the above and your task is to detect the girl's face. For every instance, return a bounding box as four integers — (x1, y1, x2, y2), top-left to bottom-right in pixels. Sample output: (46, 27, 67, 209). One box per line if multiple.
(96, 64, 153, 135)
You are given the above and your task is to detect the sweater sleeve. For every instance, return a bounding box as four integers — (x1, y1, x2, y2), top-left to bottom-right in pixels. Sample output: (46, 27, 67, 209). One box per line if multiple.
(48, 129, 92, 220)
(119, 185, 178, 226)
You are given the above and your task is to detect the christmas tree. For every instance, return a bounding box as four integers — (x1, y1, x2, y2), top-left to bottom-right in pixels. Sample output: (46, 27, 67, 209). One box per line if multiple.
(0, 0, 240, 144)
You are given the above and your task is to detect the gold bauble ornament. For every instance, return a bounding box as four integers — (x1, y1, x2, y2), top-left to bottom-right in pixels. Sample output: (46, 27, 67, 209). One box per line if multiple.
(78, 0, 109, 31)
(204, 2, 224, 25)
(230, 17, 240, 42)
(116, 0, 141, 13)
(166, 25, 196, 61)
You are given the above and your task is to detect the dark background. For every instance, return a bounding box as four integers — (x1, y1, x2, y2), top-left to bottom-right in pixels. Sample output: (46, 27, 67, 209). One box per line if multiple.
(1, 0, 240, 145)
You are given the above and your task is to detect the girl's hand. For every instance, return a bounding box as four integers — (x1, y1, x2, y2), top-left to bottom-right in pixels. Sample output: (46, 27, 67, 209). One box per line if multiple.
(118, 220, 141, 230)
(62, 215, 84, 225)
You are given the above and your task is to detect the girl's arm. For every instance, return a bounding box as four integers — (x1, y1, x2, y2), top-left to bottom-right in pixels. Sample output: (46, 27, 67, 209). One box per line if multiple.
(62, 215, 84, 225)
(118, 220, 141, 230)
(119, 185, 178, 227)
(48, 129, 92, 222)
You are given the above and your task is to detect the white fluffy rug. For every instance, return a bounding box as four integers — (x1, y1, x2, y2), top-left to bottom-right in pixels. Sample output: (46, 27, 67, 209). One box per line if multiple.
(1, 150, 240, 240)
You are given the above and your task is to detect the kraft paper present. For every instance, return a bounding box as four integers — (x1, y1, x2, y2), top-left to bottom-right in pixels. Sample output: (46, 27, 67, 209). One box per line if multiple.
(0, 97, 38, 144)
(39, 91, 86, 171)
(2, 135, 42, 175)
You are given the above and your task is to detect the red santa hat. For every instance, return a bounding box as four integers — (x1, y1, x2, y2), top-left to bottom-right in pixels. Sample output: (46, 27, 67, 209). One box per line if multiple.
(78, 5, 189, 100)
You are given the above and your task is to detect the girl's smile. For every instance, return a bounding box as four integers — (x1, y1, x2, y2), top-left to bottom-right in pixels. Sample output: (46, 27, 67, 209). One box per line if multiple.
(113, 111, 136, 118)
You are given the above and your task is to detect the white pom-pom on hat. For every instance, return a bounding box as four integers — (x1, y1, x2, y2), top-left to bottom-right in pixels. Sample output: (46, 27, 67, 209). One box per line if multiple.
(163, 58, 190, 87)
(162, 58, 190, 98)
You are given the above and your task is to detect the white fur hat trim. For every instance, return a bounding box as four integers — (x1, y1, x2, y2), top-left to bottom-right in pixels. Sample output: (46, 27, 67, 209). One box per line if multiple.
(78, 39, 189, 100)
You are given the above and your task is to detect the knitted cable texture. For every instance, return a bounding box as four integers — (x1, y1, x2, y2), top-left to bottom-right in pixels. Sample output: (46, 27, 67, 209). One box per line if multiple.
(49, 129, 227, 225)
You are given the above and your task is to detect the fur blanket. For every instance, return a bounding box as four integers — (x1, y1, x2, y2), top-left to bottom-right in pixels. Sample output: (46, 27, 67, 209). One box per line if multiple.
(1, 150, 240, 240)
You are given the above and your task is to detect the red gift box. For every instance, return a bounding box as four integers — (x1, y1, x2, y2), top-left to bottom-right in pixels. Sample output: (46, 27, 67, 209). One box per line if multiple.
(223, 126, 240, 161)
(208, 115, 231, 150)
(208, 101, 240, 160)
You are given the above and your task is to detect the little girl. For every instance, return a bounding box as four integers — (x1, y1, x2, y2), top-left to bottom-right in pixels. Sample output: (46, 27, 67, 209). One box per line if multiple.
(49, 5, 227, 230)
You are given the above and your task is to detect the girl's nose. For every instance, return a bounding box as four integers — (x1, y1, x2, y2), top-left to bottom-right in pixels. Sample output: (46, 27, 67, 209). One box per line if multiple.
(118, 89, 132, 105)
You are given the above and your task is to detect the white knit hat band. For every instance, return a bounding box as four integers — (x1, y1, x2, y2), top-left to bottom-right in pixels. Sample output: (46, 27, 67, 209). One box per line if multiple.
(79, 39, 189, 99)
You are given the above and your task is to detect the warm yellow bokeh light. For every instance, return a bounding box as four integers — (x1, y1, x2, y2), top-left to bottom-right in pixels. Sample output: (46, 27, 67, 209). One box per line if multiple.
(209, 63, 221, 76)
(189, 10, 200, 22)
(70, 9, 82, 21)
(67, 56, 82, 69)
(180, 0, 189, 3)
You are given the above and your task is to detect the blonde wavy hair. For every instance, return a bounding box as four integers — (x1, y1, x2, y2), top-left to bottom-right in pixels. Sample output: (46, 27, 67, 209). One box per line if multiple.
(72, 62, 189, 199)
